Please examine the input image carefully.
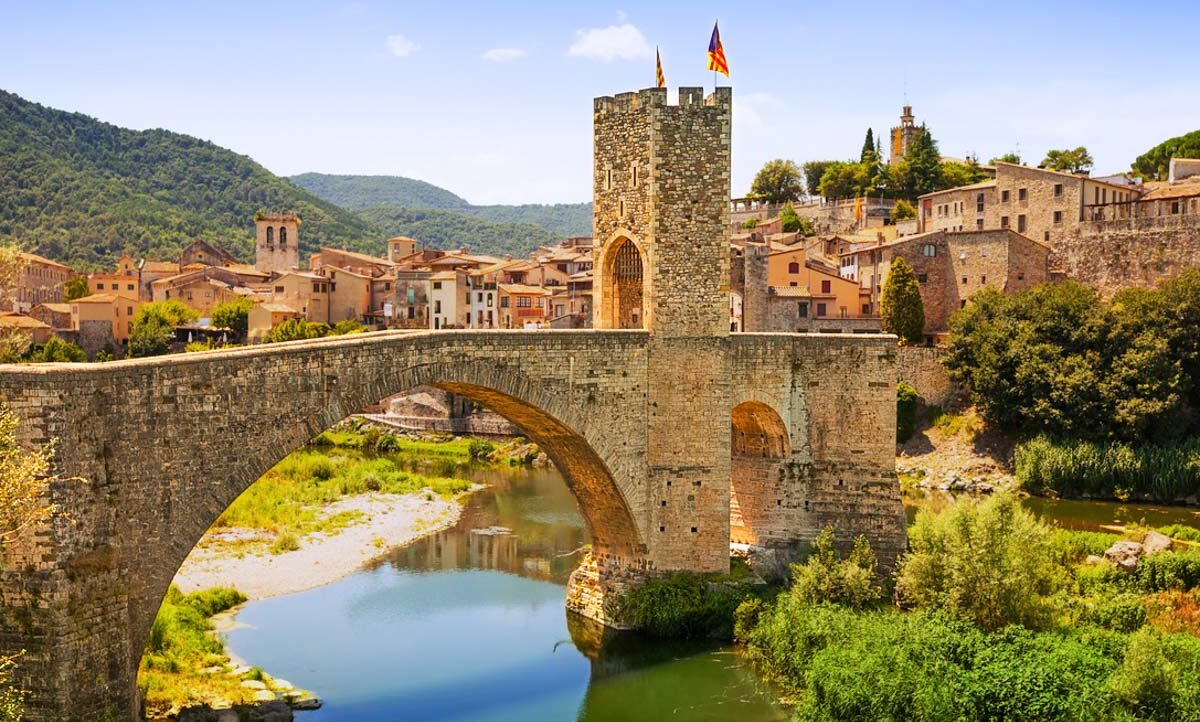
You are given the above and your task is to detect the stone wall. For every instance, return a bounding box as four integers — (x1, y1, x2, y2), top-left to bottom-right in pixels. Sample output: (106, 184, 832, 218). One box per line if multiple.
(895, 346, 957, 408)
(1054, 215, 1200, 295)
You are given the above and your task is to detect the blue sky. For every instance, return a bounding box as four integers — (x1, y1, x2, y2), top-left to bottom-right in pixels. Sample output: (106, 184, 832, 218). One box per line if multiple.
(2, 1, 1198, 205)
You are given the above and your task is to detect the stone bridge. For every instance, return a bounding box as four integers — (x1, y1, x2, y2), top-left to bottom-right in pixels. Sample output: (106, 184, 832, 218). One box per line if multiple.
(0, 85, 905, 720)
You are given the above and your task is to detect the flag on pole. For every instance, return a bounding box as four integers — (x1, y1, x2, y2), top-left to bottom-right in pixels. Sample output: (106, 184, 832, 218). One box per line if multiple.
(656, 47, 665, 88)
(707, 21, 729, 77)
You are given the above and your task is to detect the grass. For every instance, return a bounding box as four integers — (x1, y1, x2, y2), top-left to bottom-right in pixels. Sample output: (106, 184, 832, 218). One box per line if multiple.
(1015, 435, 1200, 502)
(209, 449, 471, 553)
(311, 424, 475, 460)
(927, 406, 985, 440)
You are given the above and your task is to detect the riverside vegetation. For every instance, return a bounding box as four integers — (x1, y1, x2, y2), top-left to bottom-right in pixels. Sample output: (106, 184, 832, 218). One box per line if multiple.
(945, 273, 1200, 503)
(737, 493, 1200, 722)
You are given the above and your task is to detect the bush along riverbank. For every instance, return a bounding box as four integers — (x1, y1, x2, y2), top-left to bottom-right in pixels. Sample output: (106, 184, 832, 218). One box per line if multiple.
(1016, 435, 1200, 504)
(736, 493, 1200, 722)
(138, 586, 319, 720)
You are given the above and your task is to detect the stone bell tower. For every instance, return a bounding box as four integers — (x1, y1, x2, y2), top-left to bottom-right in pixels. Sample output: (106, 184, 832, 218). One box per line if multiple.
(254, 212, 301, 275)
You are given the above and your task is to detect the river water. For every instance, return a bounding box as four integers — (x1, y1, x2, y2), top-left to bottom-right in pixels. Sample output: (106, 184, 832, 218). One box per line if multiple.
(225, 455, 1200, 721)
(225, 463, 789, 722)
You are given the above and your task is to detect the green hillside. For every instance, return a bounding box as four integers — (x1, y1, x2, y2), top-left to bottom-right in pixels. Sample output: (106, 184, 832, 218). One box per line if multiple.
(290, 173, 592, 239)
(289, 173, 470, 210)
(0, 90, 381, 269)
(356, 206, 557, 259)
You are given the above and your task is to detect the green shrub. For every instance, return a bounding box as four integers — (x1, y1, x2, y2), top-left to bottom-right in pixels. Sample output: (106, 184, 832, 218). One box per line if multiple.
(270, 531, 300, 555)
(1086, 592, 1148, 633)
(468, 439, 496, 460)
(614, 571, 764, 639)
(1110, 629, 1178, 720)
(1159, 524, 1200, 543)
(1134, 551, 1200, 592)
(181, 587, 246, 617)
(1050, 528, 1122, 564)
(733, 597, 764, 642)
(790, 528, 881, 610)
(896, 381, 919, 442)
(897, 493, 1066, 630)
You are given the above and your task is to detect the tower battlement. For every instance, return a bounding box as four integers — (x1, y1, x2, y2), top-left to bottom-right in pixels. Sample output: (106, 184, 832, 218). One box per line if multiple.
(594, 86, 732, 116)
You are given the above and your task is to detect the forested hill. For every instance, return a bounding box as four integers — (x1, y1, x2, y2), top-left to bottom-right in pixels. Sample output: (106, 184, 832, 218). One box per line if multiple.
(0, 89, 380, 269)
(290, 173, 593, 239)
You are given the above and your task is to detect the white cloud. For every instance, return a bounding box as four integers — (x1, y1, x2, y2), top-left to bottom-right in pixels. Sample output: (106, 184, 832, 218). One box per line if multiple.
(567, 23, 652, 62)
(482, 47, 528, 63)
(385, 34, 419, 58)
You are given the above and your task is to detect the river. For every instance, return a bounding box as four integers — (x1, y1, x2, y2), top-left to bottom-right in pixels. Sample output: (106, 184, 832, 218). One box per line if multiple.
(224, 463, 789, 722)
(225, 456, 1200, 721)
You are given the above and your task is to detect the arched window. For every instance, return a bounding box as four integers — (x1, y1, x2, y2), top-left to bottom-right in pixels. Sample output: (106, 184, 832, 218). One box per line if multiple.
(787, 261, 800, 274)
(266, 227, 274, 245)
(279, 227, 288, 247)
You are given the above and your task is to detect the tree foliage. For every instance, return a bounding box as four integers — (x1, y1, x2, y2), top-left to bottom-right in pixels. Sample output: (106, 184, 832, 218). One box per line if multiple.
(890, 199, 917, 221)
(263, 318, 329, 344)
(801, 161, 838, 198)
(355, 206, 557, 260)
(991, 151, 1023, 165)
(880, 256, 924, 344)
(62, 276, 89, 301)
(210, 297, 253, 335)
(26, 337, 86, 363)
(1042, 147, 1094, 174)
(1132, 130, 1200, 181)
(0, 402, 52, 547)
(899, 126, 943, 199)
(129, 300, 199, 358)
(749, 159, 804, 203)
(818, 161, 871, 200)
(945, 275, 1200, 442)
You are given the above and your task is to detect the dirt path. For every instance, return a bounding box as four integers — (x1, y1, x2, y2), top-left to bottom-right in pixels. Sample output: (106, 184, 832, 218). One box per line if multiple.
(898, 408, 1016, 492)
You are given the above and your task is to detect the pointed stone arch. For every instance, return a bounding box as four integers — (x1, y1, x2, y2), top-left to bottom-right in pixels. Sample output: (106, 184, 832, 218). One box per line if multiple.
(596, 230, 649, 330)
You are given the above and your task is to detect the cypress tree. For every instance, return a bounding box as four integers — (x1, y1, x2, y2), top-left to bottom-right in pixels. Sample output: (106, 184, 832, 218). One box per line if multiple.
(860, 129, 876, 164)
(903, 125, 943, 199)
(881, 256, 925, 344)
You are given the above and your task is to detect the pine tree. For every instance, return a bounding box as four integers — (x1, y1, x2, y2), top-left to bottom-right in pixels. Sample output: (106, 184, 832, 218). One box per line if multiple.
(881, 256, 925, 344)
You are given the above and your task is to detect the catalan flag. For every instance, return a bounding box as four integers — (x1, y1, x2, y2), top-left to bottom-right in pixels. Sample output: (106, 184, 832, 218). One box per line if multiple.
(707, 21, 728, 77)
(656, 47, 665, 88)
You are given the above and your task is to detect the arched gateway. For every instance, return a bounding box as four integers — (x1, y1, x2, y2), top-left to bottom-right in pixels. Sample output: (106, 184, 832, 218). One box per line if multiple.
(0, 86, 906, 721)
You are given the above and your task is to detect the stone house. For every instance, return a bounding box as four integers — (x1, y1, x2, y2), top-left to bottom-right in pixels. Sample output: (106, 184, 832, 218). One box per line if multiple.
(498, 283, 551, 328)
(247, 302, 300, 342)
(386, 236, 419, 262)
(386, 269, 431, 329)
(179, 239, 240, 269)
(266, 271, 331, 323)
(88, 273, 140, 300)
(29, 302, 72, 333)
(0, 313, 52, 346)
(4, 252, 72, 313)
(430, 269, 469, 329)
(70, 293, 143, 353)
(885, 229, 1050, 338)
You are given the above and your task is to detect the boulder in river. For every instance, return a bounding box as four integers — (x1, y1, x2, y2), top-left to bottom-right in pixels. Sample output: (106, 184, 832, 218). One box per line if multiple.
(1143, 530, 1174, 555)
(1104, 540, 1144, 572)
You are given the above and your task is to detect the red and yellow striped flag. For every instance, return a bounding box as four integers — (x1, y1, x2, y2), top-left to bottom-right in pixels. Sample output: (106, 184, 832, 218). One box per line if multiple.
(707, 21, 729, 77)
(656, 47, 665, 88)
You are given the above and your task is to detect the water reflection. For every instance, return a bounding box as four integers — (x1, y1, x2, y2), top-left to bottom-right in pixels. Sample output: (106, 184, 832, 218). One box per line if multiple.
(225, 460, 787, 722)
(905, 490, 1200, 532)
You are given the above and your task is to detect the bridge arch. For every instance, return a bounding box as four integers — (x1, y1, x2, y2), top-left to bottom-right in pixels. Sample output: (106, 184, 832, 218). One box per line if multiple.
(118, 347, 646, 717)
(730, 400, 791, 546)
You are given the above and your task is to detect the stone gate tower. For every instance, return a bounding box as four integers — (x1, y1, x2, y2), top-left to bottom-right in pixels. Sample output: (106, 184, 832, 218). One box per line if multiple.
(254, 212, 300, 275)
(592, 86, 731, 336)
(578, 86, 736, 604)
